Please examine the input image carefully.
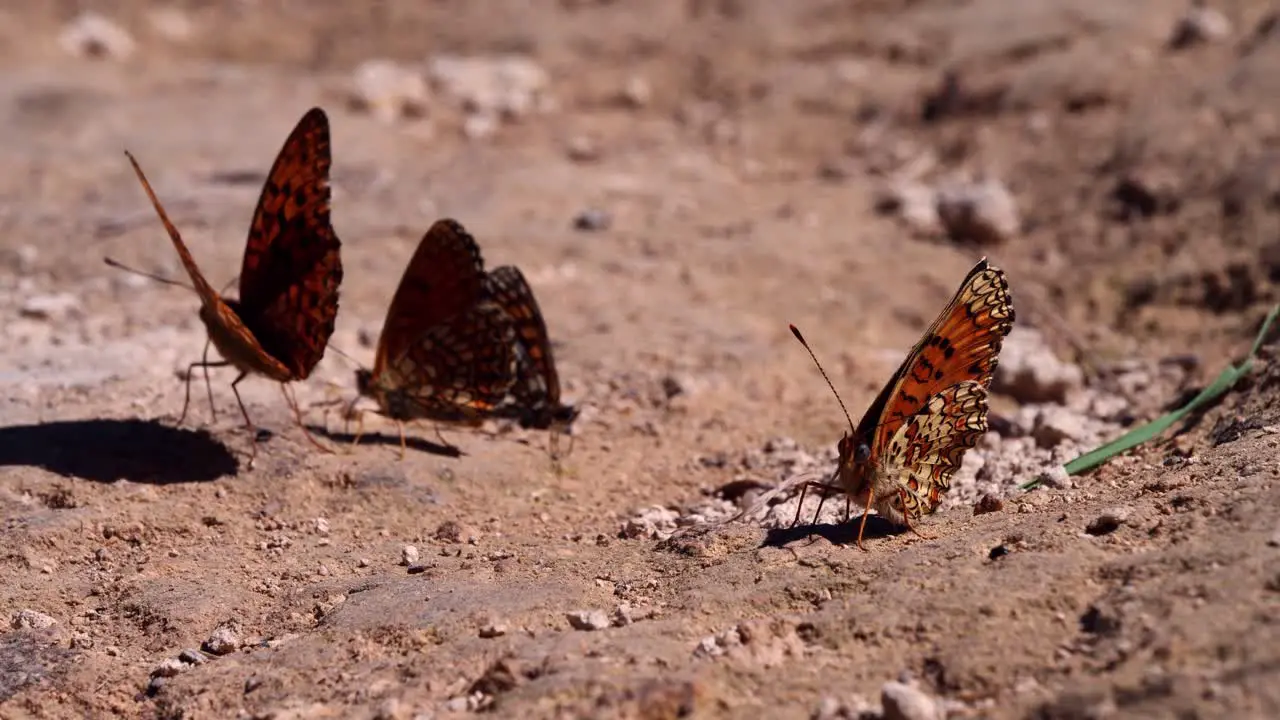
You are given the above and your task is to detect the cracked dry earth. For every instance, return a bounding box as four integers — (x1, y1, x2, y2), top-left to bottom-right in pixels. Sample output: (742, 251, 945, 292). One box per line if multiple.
(3, 2, 1280, 719)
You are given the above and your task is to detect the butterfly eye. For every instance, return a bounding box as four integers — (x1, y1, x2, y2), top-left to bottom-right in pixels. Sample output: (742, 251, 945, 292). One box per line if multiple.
(853, 443, 871, 463)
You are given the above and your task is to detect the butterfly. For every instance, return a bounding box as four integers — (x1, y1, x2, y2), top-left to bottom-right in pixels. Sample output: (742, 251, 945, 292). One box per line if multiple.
(790, 258, 1014, 549)
(123, 107, 343, 462)
(351, 219, 576, 458)
(485, 265, 579, 453)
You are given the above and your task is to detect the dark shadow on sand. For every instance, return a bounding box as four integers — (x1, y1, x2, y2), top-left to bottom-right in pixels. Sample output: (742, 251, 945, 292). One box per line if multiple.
(308, 425, 463, 459)
(762, 515, 904, 547)
(0, 418, 237, 483)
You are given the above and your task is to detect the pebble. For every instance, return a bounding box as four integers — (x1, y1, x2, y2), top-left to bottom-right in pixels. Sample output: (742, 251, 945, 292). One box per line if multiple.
(401, 545, 420, 566)
(1031, 406, 1088, 448)
(875, 182, 941, 235)
(1170, 6, 1232, 49)
(10, 609, 57, 630)
(1035, 465, 1072, 489)
(434, 520, 478, 544)
(620, 75, 652, 108)
(20, 292, 82, 321)
(621, 506, 680, 540)
(573, 208, 612, 232)
(993, 328, 1085, 404)
(203, 625, 240, 656)
(936, 178, 1020, 245)
(881, 681, 942, 720)
(566, 609, 611, 631)
(151, 658, 187, 678)
(566, 135, 600, 163)
(59, 12, 136, 60)
(350, 59, 429, 123)
(1087, 507, 1130, 536)
(428, 54, 550, 119)
(479, 622, 508, 638)
(462, 112, 499, 140)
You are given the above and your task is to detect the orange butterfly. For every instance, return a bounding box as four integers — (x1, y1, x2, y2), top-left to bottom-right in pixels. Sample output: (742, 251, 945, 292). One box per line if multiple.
(352, 219, 519, 455)
(485, 265, 578, 455)
(123, 108, 343, 461)
(792, 258, 1014, 549)
(351, 219, 577, 458)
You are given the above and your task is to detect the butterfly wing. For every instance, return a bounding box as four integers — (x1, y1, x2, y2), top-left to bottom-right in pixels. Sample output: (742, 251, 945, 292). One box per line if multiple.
(237, 107, 343, 380)
(387, 301, 518, 420)
(373, 219, 488, 372)
(878, 380, 988, 520)
(484, 266, 563, 419)
(370, 219, 516, 419)
(853, 259, 1013, 466)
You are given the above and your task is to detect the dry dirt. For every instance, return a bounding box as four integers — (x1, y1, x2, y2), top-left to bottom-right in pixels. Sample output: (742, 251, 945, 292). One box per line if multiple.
(3, 2, 1280, 719)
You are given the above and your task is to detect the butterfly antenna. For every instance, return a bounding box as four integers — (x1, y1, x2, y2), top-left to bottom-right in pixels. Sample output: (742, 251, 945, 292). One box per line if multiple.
(325, 342, 362, 369)
(103, 256, 194, 291)
(789, 324, 855, 434)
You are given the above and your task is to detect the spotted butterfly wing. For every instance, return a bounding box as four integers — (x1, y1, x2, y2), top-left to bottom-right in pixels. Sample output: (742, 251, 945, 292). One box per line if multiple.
(485, 266, 577, 430)
(875, 380, 989, 524)
(236, 107, 343, 380)
(356, 219, 517, 423)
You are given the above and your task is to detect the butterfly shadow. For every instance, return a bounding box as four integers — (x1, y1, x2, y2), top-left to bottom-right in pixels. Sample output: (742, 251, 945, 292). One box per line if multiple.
(761, 515, 904, 548)
(307, 425, 464, 459)
(0, 418, 238, 484)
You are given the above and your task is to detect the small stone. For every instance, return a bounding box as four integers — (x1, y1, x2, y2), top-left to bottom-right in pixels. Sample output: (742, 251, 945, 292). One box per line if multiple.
(881, 681, 942, 720)
(479, 622, 508, 638)
(313, 517, 330, 536)
(1170, 6, 1232, 49)
(621, 506, 680, 540)
(462, 112, 499, 140)
(59, 13, 136, 60)
(875, 182, 940, 234)
(1268, 527, 1280, 548)
(566, 135, 600, 163)
(358, 557, 371, 568)
(435, 520, 478, 543)
(177, 649, 206, 665)
(573, 208, 611, 232)
(444, 696, 470, 712)
(620, 75, 652, 108)
(350, 59, 429, 123)
(1031, 406, 1088, 449)
(401, 545, 420, 566)
(566, 609, 611, 631)
(992, 328, 1085, 404)
(151, 658, 187, 678)
(1035, 465, 1072, 489)
(10, 609, 57, 630)
(20, 292, 82, 321)
(406, 564, 428, 575)
(1087, 507, 1130, 536)
(428, 54, 550, 119)
(973, 495, 1004, 516)
(936, 178, 1019, 246)
(202, 625, 240, 656)
(612, 603, 634, 627)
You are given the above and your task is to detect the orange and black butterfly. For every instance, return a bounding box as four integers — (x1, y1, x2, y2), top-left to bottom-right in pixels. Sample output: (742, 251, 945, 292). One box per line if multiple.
(486, 266, 579, 444)
(123, 107, 342, 460)
(352, 219, 575, 456)
(790, 259, 1014, 549)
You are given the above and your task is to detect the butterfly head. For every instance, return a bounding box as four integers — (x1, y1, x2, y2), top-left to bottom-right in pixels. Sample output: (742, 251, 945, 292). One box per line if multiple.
(354, 368, 375, 397)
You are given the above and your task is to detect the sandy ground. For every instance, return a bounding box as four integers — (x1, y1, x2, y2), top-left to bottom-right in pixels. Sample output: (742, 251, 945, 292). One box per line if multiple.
(3, 2, 1280, 718)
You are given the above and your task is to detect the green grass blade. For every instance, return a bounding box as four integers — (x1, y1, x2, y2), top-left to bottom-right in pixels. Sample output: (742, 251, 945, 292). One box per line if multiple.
(1020, 303, 1280, 490)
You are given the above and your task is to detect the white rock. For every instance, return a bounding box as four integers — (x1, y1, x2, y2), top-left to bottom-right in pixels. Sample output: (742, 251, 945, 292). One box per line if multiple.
(59, 13, 136, 60)
(876, 182, 941, 234)
(351, 59, 429, 123)
(993, 327, 1085, 404)
(400, 545, 420, 566)
(428, 55, 549, 119)
(20, 292, 82, 321)
(203, 625, 240, 656)
(566, 609, 610, 631)
(10, 609, 57, 630)
(1032, 406, 1088, 448)
(621, 75, 652, 108)
(151, 657, 187, 678)
(936, 178, 1020, 245)
(1170, 6, 1232, 48)
(881, 681, 942, 720)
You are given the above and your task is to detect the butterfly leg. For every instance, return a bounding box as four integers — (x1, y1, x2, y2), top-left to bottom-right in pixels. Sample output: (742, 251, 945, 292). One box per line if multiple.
(899, 491, 933, 541)
(280, 383, 334, 455)
(228, 371, 259, 466)
(855, 487, 878, 552)
(397, 421, 408, 461)
(349, 410, 367, 449)
(178, 350, 228, 426)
